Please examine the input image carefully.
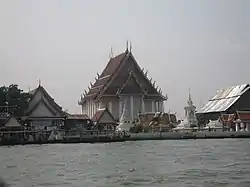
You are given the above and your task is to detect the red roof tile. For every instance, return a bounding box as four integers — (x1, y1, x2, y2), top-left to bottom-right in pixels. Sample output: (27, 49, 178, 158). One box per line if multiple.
(220, 114, 235, 122)
(237, 111, 250, 121)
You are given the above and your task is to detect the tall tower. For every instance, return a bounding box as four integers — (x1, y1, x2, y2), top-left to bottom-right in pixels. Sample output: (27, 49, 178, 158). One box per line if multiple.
(184, 89, 198, 127)
(177, 89, 198, 128)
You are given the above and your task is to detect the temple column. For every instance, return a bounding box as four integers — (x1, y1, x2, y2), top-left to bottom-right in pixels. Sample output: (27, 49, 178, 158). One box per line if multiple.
(130, 96, 134, 121)
(87, 101, 89, 116)
(240, 123, 245, 131)
(141, 96, 145, 113)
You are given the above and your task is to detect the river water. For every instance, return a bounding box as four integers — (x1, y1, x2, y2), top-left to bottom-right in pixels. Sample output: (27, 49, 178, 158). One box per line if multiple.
(0, 139, 250, 187)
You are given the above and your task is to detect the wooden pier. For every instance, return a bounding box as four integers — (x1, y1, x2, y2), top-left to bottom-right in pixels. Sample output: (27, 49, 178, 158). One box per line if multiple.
(1, 130, 250, 146)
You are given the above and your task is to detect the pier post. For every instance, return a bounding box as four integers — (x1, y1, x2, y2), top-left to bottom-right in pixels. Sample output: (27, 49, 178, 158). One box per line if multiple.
(236, 123, 240, 132)
(246, 123, 250, 131)
(240, 123, 245, 132)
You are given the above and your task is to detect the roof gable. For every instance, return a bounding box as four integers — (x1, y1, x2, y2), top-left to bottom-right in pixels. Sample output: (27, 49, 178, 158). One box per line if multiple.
(197, 84, 250, 113)
(117, 72, 145, 95)
(0, 115, 22, 128)
(28, 99, 57, 117)
(92, 108, 116, 123)
(4, 116, 22, 127)
(27, 85, 64, 116)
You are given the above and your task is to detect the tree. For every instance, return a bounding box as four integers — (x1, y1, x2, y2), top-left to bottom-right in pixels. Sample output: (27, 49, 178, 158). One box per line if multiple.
(0, 84, 31, 116)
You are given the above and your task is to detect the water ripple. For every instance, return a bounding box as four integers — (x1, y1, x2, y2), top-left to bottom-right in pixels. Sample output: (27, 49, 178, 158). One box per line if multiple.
(0, 139, 250, 187)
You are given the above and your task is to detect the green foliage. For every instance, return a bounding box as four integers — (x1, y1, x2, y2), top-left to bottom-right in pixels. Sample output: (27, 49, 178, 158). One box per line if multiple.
(0, 84, 31, 116)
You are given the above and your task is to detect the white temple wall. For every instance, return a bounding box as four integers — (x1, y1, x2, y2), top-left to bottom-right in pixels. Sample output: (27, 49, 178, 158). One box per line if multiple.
(110, 99, 119, 120)
(133, 96, 142, 118)
(83, 97, 166, 121)
(159, 101, 164, 112)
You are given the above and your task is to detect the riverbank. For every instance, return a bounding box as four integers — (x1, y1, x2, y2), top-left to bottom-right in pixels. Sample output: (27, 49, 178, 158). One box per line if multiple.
(1, 131, 250, 146)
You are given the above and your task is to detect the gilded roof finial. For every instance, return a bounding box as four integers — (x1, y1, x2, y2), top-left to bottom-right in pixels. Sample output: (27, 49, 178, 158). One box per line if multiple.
(188, 88, 191, 100)
(109, 47, 113, 59)
(38, 79, 41, 87)
(129, 41, 132, 52)
(188, 88, 193, 105)
(126, 40, 129, 51)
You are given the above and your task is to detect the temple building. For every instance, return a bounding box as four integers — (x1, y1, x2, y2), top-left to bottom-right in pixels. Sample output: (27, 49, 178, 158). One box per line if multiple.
(22, 83, 66, 131)
(78, 44, 167, 123)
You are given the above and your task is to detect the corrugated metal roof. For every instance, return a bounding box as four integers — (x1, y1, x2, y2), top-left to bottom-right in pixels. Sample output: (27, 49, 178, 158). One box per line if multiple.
(197, 84, 250, 113)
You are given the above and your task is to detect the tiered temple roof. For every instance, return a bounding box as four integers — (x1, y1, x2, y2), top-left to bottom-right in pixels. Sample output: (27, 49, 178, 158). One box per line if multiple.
(79, 46, 167, 104)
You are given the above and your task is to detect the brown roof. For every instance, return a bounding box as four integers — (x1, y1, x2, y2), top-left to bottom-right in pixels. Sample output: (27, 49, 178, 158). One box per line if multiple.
(236, 111, 250, 121)
(83, 51, 128, 100)
(66, 113, 90, 120)
(80, 48, 166, 102)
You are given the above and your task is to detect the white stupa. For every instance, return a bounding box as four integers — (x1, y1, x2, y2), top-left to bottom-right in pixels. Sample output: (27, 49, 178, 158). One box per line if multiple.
(116, 99, 133, 132)
(174, 89, 198, 130)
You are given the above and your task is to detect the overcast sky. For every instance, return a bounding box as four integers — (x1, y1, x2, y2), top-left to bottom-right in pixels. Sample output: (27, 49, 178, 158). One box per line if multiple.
(0, 0, 249, 118)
